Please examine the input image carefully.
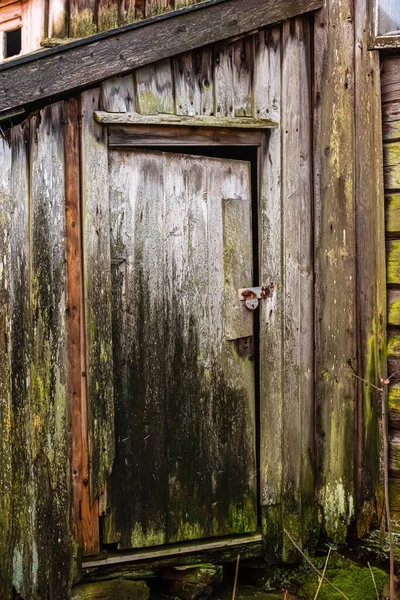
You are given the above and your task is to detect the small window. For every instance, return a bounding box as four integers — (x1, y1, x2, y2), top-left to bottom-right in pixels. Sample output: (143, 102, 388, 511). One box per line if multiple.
(377, 0, 400, 36)
(5, 28, 21, 58)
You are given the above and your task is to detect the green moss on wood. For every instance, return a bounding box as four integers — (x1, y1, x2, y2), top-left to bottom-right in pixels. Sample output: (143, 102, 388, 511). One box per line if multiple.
(72, 579, 150, 600)
(389, 384, 400, 413)
(388, 295, 400, 325)
(297, 559, 388, 599)
(386, 194, 400, 233)
(387, 240, 400, 283)
(98, 5, 119, 32)
(70, 7, 97, 38)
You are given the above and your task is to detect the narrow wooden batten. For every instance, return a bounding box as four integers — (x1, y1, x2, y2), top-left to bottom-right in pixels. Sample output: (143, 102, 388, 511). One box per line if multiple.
(82, 533, 263, 568)
(94, 111, 278, 129)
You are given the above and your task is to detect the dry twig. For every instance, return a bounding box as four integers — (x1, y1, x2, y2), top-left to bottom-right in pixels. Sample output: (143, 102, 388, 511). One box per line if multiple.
(231, 554, 240, 600)
(283, 530, 350, 600)
(367, 561, 380, 600)
(314, 547, 332, 600)
(352, 371, 395, 600)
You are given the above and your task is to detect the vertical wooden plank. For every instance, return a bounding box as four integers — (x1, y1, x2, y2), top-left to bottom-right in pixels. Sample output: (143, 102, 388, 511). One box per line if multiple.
(48, 0, 68, 38)
(29, 102, 72, 598)
(281, 17, 314, 558)
(21, 0, 46, 53)
(135, 59, 174, 114)
(173, 48, 213, 116)
(80, 89, 114, 518)
(65, 98, 84, 555)
(256, 25, 283, 561)
(145, 0, 171, 18)
(253, 28, 280, 122)
(214, 43, 234, 118)
(98, 0, 119, 32)
(0, 135, 13, 600)
(354, 0, 386, 537)
(100, 74, 136, 113)
(10, 123, 38, 600)
(119, 0, 137, 24)
(233, 36, 254, 117)
(70, 0, 97, 37)
(203, 156, 257, 538)
(104, 150, 168, 549)
(165, 154, 257, 542)
(314, 0, 357, 543)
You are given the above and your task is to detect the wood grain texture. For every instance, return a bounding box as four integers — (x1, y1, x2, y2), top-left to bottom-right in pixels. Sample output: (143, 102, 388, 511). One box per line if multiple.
(256, 25, 283, 561)
(0, 134, 12, 600)
(135, 59, 174, 114)
(81, 89, 115, 506)
(100, 75, 136, 112)
(70, 0, 96, 37)
(65, 98, 84, 550)
(29, 102, 72, 598)
(281, 17, 314, 559)
(20, 0, 46, 54)
(232, 36, 254, 117)
(0, 0, 323, 115)
(9, 123, 36, 600)
(95, 112, 277, 127)
(313, 0, 357, 543)
(108, 124, 264, 146)
(354, 0, 386, 537)
(173, 47, 214, 116)
(104, 148, 257, 549)
(48, 0, 68, 37)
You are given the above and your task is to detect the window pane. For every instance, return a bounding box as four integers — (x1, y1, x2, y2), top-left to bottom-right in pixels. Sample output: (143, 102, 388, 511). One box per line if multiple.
(378, 0, 400, 35)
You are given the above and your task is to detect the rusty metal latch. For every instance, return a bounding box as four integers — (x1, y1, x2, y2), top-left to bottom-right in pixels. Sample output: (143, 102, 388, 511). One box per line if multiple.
(238, 284, 275, 311)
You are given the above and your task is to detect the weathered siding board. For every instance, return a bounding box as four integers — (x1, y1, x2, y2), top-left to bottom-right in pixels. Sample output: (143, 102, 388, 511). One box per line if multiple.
(232, 36, 254, 117)
(313, 0, 357, 542)
(382, 55, 400, 532)
(104, 150, 168, 548)
(0, 135, 12, 600)
(80, 89, 115, 506)
(49, 0, 68, 37)
(354, 0, 386, 536)
(9, 124, 36, 600)
(281, 17, 314, 558)
(65, 98, 84, 551)
(0, 108, 74, 599)
(29, 102, 72, 598)
(257, 25, 283, 561)
(70, 0, 97, 37)
(100, 75, 136, 113)
(135, 60, 174, 114)
(214, 43, 234, 118)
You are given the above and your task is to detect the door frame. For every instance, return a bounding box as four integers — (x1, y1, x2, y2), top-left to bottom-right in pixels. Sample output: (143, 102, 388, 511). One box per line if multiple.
(77, 116, 280, 560)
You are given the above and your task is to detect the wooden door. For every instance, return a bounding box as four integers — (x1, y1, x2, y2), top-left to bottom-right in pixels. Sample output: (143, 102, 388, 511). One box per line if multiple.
(103, 149, 257, 549)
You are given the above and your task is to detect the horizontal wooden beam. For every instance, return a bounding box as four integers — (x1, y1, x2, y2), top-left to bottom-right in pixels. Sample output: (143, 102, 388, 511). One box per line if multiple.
(82, 533, 263, 568)
(370, 35, 400, 49)
(0, 0, 323, 115)
(95, 112, 278, 128)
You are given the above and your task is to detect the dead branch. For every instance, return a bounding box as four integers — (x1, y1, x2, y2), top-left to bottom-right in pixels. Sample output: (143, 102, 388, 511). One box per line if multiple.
(367, 561, 380, 600)
(283, 530, 350, 600)
(314, 547, 331, 600)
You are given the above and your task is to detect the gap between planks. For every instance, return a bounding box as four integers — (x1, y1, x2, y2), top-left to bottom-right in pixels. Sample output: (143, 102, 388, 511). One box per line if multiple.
(82, 533, 263, 568)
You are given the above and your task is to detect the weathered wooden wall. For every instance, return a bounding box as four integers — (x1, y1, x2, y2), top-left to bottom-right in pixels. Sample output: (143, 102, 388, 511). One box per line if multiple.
(0, 1, 389, 594)
(0, 105, 74, 599)
(382, 54, 400, 533)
